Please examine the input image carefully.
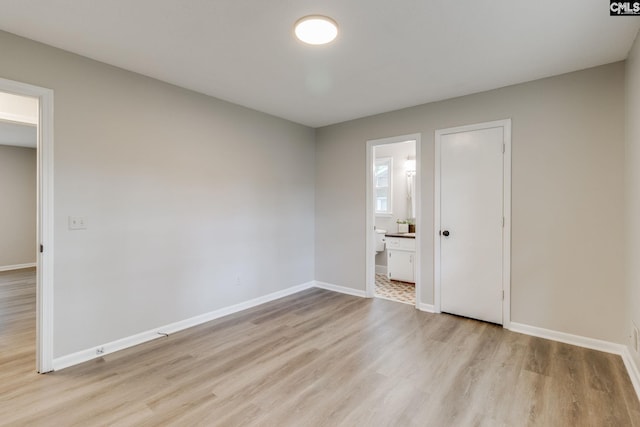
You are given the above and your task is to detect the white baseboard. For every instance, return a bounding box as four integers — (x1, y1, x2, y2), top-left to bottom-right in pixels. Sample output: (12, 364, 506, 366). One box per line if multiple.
(313, 281, 367, 298)
(622, 346, 640, 401)
(52, 280, 315, 371)
(508, 322, 625, 355)
(418, 303, 436, 313)
(0, 262, 36, 272)
(509, 322, 640, 401)
(375, 265, 387, 275)
(49, 279, 640, 403)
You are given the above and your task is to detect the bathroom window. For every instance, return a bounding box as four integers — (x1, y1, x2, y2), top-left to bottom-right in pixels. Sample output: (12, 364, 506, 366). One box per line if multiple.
(375, 157, 392, 215)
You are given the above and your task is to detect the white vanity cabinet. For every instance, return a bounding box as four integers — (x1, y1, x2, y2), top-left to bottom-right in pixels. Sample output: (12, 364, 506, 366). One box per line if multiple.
(386, 236, 416, 283)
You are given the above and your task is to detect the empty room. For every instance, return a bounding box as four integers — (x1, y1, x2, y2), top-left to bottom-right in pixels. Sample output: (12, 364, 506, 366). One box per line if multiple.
(2, 1, 640, 425)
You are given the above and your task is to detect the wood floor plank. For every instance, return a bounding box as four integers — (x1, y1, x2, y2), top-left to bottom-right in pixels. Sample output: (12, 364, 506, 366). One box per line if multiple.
(1, 269, 639, 425)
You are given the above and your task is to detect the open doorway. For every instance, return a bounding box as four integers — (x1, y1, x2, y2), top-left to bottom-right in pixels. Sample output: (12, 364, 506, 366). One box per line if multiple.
(366, 134, 421, 307)
(0, 78, 54, 373)
(0, 91, 39, 376)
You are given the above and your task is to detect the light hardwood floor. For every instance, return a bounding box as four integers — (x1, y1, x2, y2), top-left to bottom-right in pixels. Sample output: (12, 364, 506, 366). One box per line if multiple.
(1, 268, 639, 426)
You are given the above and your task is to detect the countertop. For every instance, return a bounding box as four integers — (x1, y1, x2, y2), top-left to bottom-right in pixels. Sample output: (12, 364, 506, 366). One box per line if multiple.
(385, 232, 416, 238)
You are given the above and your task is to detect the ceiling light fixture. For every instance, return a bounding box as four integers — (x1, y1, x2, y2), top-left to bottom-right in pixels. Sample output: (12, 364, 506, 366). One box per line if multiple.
(294, 15, 338, 45)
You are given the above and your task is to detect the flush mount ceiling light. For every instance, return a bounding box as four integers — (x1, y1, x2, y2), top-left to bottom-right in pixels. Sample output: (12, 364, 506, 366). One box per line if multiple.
(294, 15, 338, 45)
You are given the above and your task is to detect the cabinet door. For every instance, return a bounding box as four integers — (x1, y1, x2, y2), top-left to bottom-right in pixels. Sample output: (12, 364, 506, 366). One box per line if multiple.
(388, 250, 414, 283)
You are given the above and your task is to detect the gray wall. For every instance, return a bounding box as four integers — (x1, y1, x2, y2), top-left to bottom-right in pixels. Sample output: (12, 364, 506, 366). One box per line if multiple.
(316, 62, 626, 343)
(0, 30, 315, 357)
(0, 145, 36, 267)
(625, 30, 640, 366)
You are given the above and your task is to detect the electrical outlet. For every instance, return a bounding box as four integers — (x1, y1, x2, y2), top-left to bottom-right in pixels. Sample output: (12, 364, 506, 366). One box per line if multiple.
(96, 346, 104, 355)
(68, 216, 87, 230)
(235, 276, 241, 286)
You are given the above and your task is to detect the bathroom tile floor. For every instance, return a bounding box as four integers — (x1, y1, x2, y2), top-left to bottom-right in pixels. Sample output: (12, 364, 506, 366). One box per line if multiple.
(375, 273, 415, 305)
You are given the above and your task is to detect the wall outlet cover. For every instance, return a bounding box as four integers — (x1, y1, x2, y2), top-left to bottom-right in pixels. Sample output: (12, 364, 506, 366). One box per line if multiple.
(68, 216, 87, 230)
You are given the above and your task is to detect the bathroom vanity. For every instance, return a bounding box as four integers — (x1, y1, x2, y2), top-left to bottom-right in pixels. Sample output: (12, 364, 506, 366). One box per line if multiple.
(385, 233, 416, 283)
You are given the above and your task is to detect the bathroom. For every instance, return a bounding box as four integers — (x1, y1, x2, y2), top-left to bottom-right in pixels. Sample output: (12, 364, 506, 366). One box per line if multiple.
(373, 139, 416, 305)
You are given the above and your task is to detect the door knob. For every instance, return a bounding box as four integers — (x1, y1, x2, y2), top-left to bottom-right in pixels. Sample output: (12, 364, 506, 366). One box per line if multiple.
(442, 230, 450, 237)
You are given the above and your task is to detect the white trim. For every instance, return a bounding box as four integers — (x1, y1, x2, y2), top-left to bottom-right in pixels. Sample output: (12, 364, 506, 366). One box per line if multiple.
(314, 281, 367, 298)
(0, 77, 55, 373)
(0, 112, 38, 126)
(621, 347, 640, 401)
(434, 119, 511, 326)
(366, 134, 421, 305)
(509, 322, 625, 354)
(502, 120, 512, 328)
(434, 132, 441, 313)
(53, 281, 315, 370)
(510, 322, 640, 401)
(38, 84, 55, 374)
(418, 303, 436, 313)
(0, 262, 36, 272)
(414, 137, 422, 310)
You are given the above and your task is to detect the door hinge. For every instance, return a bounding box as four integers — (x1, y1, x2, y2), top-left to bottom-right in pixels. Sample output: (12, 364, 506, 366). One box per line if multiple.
(40, 244, 43, 253)
(502, 290, 505, 300)
(502, 217, 505, 227)
(502, 142, 505, 153)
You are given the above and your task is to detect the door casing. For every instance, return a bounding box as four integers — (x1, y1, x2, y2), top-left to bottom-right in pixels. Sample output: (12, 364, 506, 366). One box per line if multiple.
(434, 119, 511, 328)
(0, 77, 55, 372)
(366, 133, 421, 309)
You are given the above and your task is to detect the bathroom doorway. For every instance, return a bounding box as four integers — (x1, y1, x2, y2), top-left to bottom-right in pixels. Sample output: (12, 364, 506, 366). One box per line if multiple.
(366, 134, 421, 307)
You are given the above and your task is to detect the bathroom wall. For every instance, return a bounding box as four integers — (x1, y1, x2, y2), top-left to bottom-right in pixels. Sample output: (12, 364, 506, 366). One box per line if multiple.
(374, 140, 415, 269)
(316, 62, 626, 344)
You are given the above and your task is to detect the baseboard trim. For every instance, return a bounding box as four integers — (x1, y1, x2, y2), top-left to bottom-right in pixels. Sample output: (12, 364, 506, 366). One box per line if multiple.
(0, 262, 36, 272)
(49, 282, 640, 402)
(52, 280, 315, 371)
(621, 347, 640, 401)
(509, 322, 640, 401)
(418, 303, 436, 313)
(509, 322, 625, 355)
(313, 281, 367, 298)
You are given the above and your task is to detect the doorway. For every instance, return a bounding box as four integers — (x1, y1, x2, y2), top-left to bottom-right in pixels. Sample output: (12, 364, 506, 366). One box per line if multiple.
(434, 119, 511, 326)
(366, 134, 421, 308)
(0, 78, 54, 372)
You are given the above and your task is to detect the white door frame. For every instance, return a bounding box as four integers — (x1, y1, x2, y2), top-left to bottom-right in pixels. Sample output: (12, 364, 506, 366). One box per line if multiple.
(434, 119, 511, 327)
(0, 77, 55, 372)
(366, 133, 421, 309)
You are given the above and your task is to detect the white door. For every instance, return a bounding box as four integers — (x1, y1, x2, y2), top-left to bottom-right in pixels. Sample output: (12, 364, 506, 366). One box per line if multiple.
(439, 126, 504, 324)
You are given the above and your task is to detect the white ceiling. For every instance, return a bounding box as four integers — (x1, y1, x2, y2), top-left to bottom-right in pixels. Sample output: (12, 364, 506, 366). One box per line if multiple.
(0, 120, 36, 148)
(0, 1, 638, 127)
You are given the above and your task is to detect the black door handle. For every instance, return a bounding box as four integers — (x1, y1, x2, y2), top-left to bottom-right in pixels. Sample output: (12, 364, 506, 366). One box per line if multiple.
(442, 230, 450, 237)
